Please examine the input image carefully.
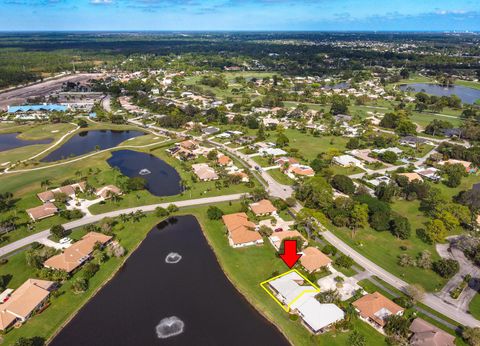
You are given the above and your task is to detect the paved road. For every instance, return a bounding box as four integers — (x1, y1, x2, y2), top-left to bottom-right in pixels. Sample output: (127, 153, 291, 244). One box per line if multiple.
(322, 230, 480, 327)
(0, 193, 246, 257)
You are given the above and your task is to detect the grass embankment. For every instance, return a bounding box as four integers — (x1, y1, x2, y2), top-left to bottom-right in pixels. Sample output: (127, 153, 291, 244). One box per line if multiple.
(0, 123, 77, 165)
(326, 200, 448, 292)
(0, 213, 161, 344)
(0, 203, 386, 345)
(469, 293, 480, 320)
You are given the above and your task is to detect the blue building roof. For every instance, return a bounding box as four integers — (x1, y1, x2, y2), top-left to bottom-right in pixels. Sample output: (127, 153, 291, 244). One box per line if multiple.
(7, 104, 68, 113)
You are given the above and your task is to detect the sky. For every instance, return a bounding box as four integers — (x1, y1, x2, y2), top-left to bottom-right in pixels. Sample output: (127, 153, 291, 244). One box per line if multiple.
(0, 0, 479, 31)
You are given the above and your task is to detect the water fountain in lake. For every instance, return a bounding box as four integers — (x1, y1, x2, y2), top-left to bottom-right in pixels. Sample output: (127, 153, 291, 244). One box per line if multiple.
(139, 168, 151, 175)
(165, 252, 182, 264)
(156, 316, 185, 339)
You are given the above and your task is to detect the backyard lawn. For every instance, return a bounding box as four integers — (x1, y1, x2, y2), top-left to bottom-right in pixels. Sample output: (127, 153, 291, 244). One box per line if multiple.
(284, 129, 349, 161)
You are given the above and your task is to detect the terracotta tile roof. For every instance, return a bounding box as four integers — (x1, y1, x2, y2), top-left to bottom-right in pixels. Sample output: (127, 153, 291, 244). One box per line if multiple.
(222, 213, 262, 246)
(36, 190, 55, 203)
(290, 165, 315, 176)
(179, 140, 197, 149)
(36, 182, 85, 202)
(269, 230, 306, 250)
(398, 172, 423, 182)
(26, 202, 58, 221)
(409, 318, 455, 346)
(0, 278, 54, 330)
(96, 185, 122, 199)
(352, 292, 404, 327)
(44, 232, 112, 273)
(250, 199, 277, 215)
(217, 155, 232, 166)
(300, 247, 332, 272)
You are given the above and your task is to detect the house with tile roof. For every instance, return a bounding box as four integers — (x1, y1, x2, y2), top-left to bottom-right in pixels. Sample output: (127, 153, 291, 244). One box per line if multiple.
(26, 202, 58, 221)
(300, 247, 332, 273)
(0, 279, 55, 331)
(409, 318, 455, 346)
(44, 232, 112, 273)
(352, 292, 404, 331)
(222, 213, 263, 248)
(249, 199, 277, 216)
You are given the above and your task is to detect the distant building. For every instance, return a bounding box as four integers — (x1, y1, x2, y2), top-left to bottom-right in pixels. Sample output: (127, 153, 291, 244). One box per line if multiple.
(7, 104, 68, 113)
(192, 163, 219, 181)
(332, 155, 362, 167)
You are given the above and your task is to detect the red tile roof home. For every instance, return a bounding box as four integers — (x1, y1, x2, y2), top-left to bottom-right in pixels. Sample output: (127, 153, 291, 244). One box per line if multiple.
(26, 202, 58, 221)
(96, 185, 122, 199)
(179, 140, 197, 150)
(217, 155, 232, 166)
(409, 318, 455, 346)
(0, 279, 55, 330)
(222, 213, 263, 247)
(300, 247, 332, 272)
(398, 172, 423, 183)
(36, 182, 86, 202)
(352, 292, 404, 327)
(269, 230, 306, 250)
(275, 157, 299, 166)
(290, 165, 315, 177)
(250, 199, 277, 215)
(36, 190, 55, 203)
(44, 232, 112, 273)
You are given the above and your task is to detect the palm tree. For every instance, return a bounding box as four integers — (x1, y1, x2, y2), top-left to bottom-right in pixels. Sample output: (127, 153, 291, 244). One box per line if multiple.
(40, 179, 51, 191)
(75, 170, 82, 179)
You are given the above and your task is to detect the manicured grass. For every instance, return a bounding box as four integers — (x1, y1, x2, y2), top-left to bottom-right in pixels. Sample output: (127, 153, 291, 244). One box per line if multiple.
(251, 155, 273, 167)
(329, 165, 364, 176)
(469, 293, 480, 320)
(325, 200, 447, 292)
(0, 203, 387, 346)
(284, 130, 350, 161)
(268, 168, 296, 186)
(0, 123, 77, 165)
(0, 213, 163, 344)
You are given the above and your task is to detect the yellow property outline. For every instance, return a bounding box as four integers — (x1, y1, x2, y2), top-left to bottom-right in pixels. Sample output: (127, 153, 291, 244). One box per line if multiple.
(260, 269, 320, 313)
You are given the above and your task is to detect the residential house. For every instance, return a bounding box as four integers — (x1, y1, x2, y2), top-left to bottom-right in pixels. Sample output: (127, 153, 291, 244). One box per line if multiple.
(349, 149, 378, 164)
(415, 167, 441, 181)
(44, 232, 112, 273)
(179, 140, 198, 150)
(269, 230, 307, 251)
(332, 155, 362, 168)
(96, 185, 122, 199)
(372, 147, 403, 155)
(250, 199, 277, 216)
(26, 202, 58, 221)
(0, 279, 56, 331)
(268, 271, 344, 334)
(217, 154, 233, 166)
(222, 213, 263, 248)
(192, 163, 219, 181)
(287, 164, 315, 178)
(274, 157, 299, 167)
(202, 126, 220, 136)
(438, 159, 477, 174)
(352, 292, 404, 330)
(334, 114, 352, 123)
(37, 182, 86, 203)
(398, 172, 423, 183)
(299, 247, 332, 273)
(409, 318, 455, 346)
(259, 147, 287, 157)
(399, 136, 432, 148)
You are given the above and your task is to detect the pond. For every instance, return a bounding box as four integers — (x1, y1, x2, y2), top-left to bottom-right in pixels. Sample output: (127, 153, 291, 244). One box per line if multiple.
(40, 130, 145, 162)
(399, 83, 480, 104)
(107, 150, 182, 197)
(50, 216, 289, 346)
(0, 132, 52, 152)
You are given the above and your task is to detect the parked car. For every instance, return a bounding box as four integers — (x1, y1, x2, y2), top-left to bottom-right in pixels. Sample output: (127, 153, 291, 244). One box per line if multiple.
(59, 237, 72, 244)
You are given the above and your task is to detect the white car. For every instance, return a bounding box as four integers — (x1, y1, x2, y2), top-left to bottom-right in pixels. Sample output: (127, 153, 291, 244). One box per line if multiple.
(59, 237, 72, 244)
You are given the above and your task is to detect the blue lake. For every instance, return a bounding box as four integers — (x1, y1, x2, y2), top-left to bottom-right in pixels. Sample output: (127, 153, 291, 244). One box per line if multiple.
(107, 149, 182, 197)
(0, 132, 52, 152)
(399, 83, 480, 104)
(40, 130, 145, 162)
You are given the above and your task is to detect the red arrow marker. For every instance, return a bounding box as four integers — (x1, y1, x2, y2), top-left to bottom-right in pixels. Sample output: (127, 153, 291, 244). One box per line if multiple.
(279, 239, 302, 268)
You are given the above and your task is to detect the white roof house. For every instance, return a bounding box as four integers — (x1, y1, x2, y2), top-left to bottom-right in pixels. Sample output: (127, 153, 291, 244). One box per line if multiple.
(372, 147, 403, 155)
(332, 155, 362, 167)
(268, 272, 344, 333)
(259, 148, 288, 157)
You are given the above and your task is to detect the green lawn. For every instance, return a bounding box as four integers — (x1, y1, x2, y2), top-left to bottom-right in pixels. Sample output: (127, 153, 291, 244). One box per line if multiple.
(284, 129, 350, 161)
(0, 203, 387, 346)
(268, 168, 296, 186)
(469, 293, 480, 320)
(326, 199, 448, 292)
